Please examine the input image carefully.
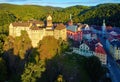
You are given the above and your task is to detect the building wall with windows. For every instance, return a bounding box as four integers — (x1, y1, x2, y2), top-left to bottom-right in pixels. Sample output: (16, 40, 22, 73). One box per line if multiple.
(110, 42, 120, 60)
(9, 15, 66, 47)
(73, 43, 94, 56)
(73, 42, 107, 65)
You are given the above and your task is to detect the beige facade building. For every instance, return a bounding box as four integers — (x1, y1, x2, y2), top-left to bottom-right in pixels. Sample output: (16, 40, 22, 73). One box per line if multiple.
(73, 42, 107, 65)
(9, 15, 67, 47)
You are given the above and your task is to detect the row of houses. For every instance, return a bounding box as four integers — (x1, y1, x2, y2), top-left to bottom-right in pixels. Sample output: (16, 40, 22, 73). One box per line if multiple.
(72, 40, 107, 65)
(90, 19, 120, 62)
(106, 28, 120, 60)
(66, 19, 107, 65)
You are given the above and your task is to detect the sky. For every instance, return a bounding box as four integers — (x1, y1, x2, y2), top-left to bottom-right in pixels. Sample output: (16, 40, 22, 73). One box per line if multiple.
(0, 0, 120, 7)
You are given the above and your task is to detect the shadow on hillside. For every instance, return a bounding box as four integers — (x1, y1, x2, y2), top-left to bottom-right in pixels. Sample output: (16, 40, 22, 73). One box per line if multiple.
(2, 48, 33, 81)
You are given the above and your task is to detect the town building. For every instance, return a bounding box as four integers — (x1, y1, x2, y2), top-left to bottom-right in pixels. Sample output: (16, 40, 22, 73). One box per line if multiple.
(67, 25, 83, 41)
(73, 40, 107, 65)
(95, 42, 107, 65)
(109, 40, 120, 60)
(82, 24, 92, 40)
(67, 17, 82, 41)
(9, 15, 67, 47)
(106, 27, 120, 60)
(73, 42, 94, 56)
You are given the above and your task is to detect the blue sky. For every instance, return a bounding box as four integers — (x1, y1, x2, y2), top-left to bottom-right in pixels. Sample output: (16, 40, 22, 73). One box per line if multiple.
(0, 0, 120, 7)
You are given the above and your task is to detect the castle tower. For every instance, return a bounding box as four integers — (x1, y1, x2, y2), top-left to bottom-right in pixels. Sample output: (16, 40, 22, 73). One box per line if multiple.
(46, 15, 53, 29)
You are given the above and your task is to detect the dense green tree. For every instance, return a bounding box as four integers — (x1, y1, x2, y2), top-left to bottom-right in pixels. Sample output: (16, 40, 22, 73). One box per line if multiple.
(85, 56, 106, 82)
(38, 36, 60, 60)
(0, 11, 16, 26)
(44, 54, 89, 82)
(0, 25, 9, 56)
(58, 38, 69, 53)
(13, 30, 32, 59)
(3, 30, 32, 59)
(78, 4, 120, 26)
(28, 48, 40, 63)
(21, 60, 45, 82)
(3, 31, 32, 81)
(3, 36, 14, 51)
(0, 57, 7, 82)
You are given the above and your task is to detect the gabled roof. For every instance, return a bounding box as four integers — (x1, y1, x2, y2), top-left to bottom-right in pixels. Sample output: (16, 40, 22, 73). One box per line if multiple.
(110, 31, 118, 36)
(12, 22, 30, 27)
(79, 42, 89, 49)
(95, 43, 106, 55)
(84, 24, 90, 30)
(55, 23, 66, 30)
(67, 25, 78, 32)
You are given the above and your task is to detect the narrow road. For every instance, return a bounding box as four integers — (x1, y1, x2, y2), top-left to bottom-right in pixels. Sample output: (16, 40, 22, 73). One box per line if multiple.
(98, 34, 120, 82)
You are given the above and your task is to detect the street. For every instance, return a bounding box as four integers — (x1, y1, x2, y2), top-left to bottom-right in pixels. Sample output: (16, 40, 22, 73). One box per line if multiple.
(98, 34, 120, 82)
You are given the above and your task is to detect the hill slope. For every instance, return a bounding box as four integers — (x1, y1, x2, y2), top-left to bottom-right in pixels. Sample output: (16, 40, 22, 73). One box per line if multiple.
(0, 3, 120, 26)
(0, 3, 61, 21)
(77, 3, 120, 26)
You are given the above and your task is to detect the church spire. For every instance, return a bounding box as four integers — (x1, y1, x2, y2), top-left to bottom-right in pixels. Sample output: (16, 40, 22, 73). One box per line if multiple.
(102, 19, 106, 34)
(68, 14, 73, 26)
(103, 19, 106, 27)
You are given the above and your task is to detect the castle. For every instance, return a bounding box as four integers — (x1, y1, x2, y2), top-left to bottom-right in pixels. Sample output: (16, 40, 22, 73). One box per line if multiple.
(9, 15, 67, 47)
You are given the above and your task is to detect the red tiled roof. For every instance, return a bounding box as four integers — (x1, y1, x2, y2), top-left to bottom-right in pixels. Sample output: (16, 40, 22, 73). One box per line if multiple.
(95, 43, 106, 55)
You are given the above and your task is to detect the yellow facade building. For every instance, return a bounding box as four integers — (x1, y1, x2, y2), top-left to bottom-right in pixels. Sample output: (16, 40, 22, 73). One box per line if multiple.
(9, 15, 67, 47)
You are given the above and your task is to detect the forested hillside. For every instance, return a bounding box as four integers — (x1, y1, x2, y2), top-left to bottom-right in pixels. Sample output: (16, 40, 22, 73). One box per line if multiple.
(78, 3, 120, 26)
(0, 3, 120, 26)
